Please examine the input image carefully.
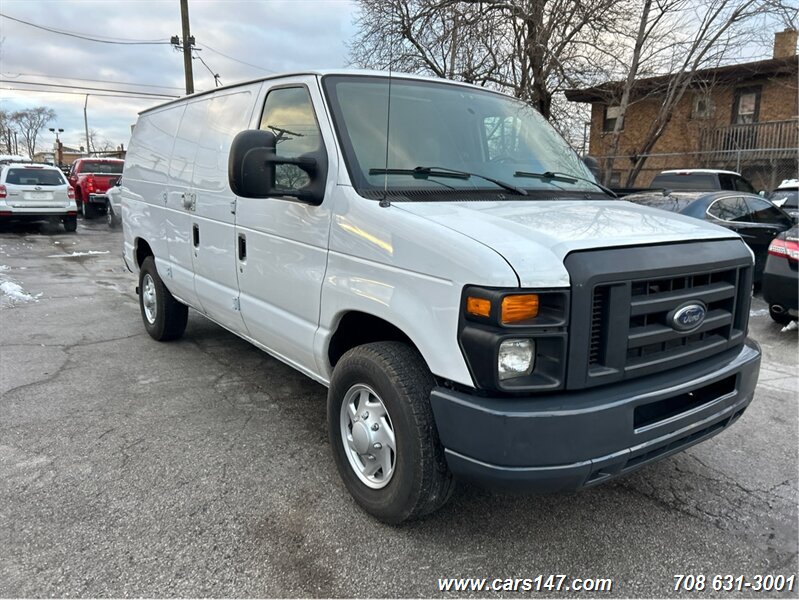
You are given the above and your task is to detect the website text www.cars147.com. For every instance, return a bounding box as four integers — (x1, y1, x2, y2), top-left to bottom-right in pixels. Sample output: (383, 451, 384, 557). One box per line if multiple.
(438, 575, 613, 593)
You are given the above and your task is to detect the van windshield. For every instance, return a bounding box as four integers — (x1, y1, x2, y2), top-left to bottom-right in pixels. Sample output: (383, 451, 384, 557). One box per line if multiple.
(322, 75, 600, 199)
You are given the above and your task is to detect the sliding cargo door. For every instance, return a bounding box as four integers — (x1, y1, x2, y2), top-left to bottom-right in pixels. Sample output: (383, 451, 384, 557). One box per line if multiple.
(190, 89, 256, 333)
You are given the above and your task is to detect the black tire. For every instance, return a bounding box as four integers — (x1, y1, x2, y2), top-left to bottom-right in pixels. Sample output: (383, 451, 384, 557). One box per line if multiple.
(138, 256, 188, 341)
(769, 305, 793, 325)
(327, 342, 454, 523)
(83, 201, 98, 219)
(63, 215, 77, 232)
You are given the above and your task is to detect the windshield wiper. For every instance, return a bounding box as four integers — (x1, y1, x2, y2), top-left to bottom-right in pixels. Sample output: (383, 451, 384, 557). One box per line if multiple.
(513, 170, 617, 198)
(369, 166, 528, 196)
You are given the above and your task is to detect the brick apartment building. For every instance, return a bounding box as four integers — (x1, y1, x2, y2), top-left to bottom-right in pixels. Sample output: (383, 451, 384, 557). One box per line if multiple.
(565, 29, 798, 191)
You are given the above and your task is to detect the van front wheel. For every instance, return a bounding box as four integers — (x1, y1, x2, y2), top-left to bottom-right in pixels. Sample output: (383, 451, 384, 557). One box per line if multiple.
(138, 256, 188, 341)
(327, 342, 454, 523)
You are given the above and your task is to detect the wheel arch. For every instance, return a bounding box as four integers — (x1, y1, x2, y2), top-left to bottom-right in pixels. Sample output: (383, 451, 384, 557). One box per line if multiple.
(327, 310, 420, 370)
(134, 237, 154, 268)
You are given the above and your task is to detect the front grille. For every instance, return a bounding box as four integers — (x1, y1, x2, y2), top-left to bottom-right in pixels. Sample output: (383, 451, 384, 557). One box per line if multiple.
(589, 266, 747, 380)
(564, 240, 753, 390)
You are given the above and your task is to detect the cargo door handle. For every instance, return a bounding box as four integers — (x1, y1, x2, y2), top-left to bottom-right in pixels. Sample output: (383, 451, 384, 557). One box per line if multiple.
(192, 224, 200, 247)
(238, 234, 246, 261)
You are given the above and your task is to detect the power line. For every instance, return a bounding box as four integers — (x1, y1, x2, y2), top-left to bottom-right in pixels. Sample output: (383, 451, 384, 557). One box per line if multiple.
(0, 79, 179, 98)
(2, 72, 185, 92)
(201, 43, 276, 73)
(192, 51, 221, 87)
(0, 13, 172, 45)
(1, 87, 175, 101)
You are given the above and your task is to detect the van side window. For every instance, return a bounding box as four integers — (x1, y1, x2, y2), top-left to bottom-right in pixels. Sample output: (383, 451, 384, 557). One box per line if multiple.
(259, 87, 321, 192)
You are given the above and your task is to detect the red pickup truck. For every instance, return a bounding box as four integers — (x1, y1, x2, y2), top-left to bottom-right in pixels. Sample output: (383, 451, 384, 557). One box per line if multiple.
(67, 158, 124, 219)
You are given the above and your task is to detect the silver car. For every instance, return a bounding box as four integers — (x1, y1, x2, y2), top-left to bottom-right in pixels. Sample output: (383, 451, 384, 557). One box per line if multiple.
(0, 163, 78, 232)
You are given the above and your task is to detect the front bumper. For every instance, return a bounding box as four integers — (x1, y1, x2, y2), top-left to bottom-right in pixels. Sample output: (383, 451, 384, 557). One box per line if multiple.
(430, 339, 760, 491)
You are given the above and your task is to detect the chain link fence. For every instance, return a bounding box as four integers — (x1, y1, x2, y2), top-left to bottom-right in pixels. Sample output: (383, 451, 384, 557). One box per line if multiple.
(598, 148, 798, 192)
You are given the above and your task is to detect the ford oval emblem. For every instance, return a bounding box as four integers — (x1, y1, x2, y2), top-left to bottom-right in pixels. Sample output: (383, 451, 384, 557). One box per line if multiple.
(670, 302, 707, 332)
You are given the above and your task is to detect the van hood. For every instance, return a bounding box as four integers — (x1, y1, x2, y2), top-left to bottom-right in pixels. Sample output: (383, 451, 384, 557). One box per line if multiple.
(396, 200, 739, 287)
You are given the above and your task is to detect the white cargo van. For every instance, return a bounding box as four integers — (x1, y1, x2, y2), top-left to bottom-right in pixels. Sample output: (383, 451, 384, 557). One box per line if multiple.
(123, 71, 761, 523)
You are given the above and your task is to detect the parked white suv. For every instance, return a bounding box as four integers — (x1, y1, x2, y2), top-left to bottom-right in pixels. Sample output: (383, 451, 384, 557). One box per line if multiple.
(123, 71, 761, 523)
(0, 163, 78, 231)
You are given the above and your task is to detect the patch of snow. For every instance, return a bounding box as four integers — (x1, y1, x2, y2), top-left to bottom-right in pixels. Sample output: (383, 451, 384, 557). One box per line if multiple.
(0, 265, 8, 271)
(749, 309, 769, 317)
(47, 250, 110, 258)
(781, 320, 798, 333)
(0, 279, 42, 306)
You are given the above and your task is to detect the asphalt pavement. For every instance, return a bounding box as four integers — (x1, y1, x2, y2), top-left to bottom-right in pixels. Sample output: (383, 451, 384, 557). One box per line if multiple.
(1, 217, 796, 597)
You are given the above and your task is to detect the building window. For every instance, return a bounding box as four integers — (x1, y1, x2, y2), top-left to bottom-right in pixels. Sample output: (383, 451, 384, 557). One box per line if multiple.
(732, 87, 761, 124)
(609, 171, 622, 186)
(603, 106, 621, 132)
(692, 94, 714, 118)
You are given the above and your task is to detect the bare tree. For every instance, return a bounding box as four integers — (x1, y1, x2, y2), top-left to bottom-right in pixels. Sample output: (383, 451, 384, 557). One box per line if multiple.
(624, 0, 774, 184)
(349, 0, 623, 120)
(11, 107, 56, 159)
(576, 0, 779, 185)
(0, 109, 15, 155)
(87, 129, 115, 154)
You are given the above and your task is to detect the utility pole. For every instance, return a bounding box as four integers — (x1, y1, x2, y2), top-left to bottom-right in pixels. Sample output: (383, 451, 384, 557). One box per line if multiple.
(180, 0, 194, 95)
(84, 94, 90, 156)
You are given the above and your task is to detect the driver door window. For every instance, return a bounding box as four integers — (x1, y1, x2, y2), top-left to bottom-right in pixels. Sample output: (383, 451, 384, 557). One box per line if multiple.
(258, 87, 322, 192)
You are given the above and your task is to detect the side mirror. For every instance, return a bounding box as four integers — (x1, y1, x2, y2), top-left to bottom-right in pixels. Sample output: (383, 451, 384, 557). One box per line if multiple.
(581, 155, 600, 179)
(228, 129, 327, 205)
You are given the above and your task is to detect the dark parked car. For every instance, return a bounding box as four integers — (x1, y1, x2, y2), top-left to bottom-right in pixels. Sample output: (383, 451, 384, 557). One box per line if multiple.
(625, 190, 794, 281)
(762, 225, 798, 324)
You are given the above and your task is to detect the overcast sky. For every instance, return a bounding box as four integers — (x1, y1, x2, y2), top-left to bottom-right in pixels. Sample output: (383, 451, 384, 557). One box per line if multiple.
(0, 0, 358, 153)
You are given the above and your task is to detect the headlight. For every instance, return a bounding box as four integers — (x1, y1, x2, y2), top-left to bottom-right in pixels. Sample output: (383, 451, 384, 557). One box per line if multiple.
(498, 339, 535, 380)
(458, 286, 568, 392)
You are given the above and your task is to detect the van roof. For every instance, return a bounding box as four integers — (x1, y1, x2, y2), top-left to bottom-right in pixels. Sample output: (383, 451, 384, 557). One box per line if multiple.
(139, 69, 500, 115)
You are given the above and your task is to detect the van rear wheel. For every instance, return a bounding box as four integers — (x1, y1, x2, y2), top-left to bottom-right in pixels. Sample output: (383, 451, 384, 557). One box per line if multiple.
(138, 256, 188, 341)
(327, 342, 454, 523)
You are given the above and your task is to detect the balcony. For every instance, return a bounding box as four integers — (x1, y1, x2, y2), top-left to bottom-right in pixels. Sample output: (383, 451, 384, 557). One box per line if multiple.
(698, 118, 798, 161)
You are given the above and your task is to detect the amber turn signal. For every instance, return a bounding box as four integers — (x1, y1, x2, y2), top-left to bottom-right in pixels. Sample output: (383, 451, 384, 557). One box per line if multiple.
(501, 294, 539, 324)
(466, 296, 491, 318)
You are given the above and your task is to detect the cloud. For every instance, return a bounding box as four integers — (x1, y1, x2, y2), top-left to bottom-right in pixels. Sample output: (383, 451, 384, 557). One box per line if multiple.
(0, 0, 358, 151)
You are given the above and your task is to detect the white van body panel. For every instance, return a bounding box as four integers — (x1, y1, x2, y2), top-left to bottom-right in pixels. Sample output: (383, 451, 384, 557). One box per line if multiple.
(398, 200, 738, 287)
(165, 102, 200, 308)
(123, 105, 182, 279)
(318, 185, 518, 385)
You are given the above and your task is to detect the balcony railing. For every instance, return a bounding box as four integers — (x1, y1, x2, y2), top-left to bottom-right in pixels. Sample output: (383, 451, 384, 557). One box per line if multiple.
(698, 118, 798, 160)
